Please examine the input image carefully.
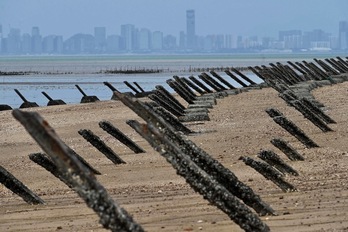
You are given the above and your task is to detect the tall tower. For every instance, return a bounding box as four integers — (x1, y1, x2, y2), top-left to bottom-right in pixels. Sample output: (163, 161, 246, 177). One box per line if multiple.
(0, 24, 2, 53)
(94, 27, 106, 52)
(121, 24, 136, 51)
(31, 26, 42, 54)
(186, 9, 196, 50)
(339, 21, 348, 50)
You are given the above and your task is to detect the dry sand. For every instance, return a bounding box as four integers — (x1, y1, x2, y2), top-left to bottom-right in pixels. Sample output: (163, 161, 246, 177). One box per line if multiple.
(1, 81, 348, 231)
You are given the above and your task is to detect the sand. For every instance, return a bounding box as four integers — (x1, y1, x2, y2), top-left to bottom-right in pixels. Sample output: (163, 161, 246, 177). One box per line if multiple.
(1, 81, 348, 231)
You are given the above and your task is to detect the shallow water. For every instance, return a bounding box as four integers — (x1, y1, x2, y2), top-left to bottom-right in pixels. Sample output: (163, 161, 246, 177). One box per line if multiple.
(0, 53, 339, 108)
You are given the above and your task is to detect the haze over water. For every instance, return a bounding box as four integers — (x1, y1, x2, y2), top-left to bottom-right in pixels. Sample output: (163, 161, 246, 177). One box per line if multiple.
(0, 53, 341, 108)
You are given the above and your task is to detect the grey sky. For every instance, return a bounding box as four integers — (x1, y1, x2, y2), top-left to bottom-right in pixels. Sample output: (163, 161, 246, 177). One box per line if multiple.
(0, 0, 347, 39)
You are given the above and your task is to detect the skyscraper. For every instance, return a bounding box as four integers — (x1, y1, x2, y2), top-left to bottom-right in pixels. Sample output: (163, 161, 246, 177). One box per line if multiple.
(94, 27, 106, 52)
(339, 21, 348, 50)
(186, 9, 196, 50)
(152, 31, 163, 50)
(139, 28, 151, 50)
(0, 24, 2, 53)
(121, 24, 136, 51)
(31, 26, 42, 54)
(7, 28, 21, 54)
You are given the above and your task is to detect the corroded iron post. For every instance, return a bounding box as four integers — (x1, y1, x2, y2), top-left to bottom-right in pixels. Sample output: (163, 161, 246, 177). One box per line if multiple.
(78, 129, 126, 164)
(257, 150, 299, 176)
(99, 121, 145, 154)
(42, 91, 66, 106)
(270, 138, 305, 161)
(29, 153, 72, 187)
(128, 120, 270, 232)
(225, 70, 248, 87)
(240, 156, 297, 192)
(115, 92, 276, 217)
(14, 89, 39, 108)
(0, 165, 45, 205)
(12, 109, 143, 232)
(75, 85, 100, 103)
(189, 76, 213, 93)
(266, 108, 319, 148)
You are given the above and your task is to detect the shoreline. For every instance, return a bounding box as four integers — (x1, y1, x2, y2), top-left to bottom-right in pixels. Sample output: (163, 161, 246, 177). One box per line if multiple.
(1, 56, 348, 231)
(1, 78, 348, 231)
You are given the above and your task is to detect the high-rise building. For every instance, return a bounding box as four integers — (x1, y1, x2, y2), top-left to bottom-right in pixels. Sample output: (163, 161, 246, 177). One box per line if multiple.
(0, 24, 2, 53)
(94, 27, 106, 52)
(179, 31, 186, 50)
(138, 28, 151, 51)
(55, 36, 64, 54)
(7, 28, 21, 54)
(339, 21, 348, 50)
(186, 9, 196, 49)
(225, 34, 237, 49)
(43, 35, 56, 53)
(163, 34, 176, 50)
(31, 26, 42, 54)
(107, 35, 121, 53)
(302, 29, 330, 49)
(121, 24, 136, 51)
(152, 31, 163, 50)
(279, 30, 302, 49)
(21, 33, 32, 54)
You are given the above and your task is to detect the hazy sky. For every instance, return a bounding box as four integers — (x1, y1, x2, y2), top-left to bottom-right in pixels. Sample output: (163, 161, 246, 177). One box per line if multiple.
(0, 0, 347, 39)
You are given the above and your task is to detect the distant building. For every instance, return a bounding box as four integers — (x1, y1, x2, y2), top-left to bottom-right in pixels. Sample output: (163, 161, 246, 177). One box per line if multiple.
(21, 33, 32, 54)
(94, 27, 106, 52)
(163, 34, 177, 50)
(279, 30, 302, 49)
(0, 24, 2, 53)
(7, 28, 21, 54)
(138, 28, 151, 51)
(186, 9, 196, 49)
(152, 31, 163, 50)
(339, 21, 348, 50)
(203, 35, 213, 51)
(121, 24, 136, 51)
(225, 34, 237, 49)
(64, 33, 94, 53)
(179, 31, 186, 50)
(43, 35, 56, 53)
(31, 26, 42, 54)
(302, 29, 330, 49)
(107, 35, 121, 53)
(55, 36, 64, 54)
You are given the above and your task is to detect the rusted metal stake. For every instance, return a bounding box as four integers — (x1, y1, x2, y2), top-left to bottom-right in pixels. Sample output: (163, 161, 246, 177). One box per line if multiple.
(150, 105, 194, 134)
(0, 165, 45, 205)
(12, 109, 143, 232)
(266, 108, 319, 148)
(99, 121, 145, 154)
(78, 129, 126, 165)
(128, 120, 270, 232)
(14, 89, 39, 108)
(257, 150, 299, 176)
(271, 138, 305, 161)
(240, 156, 297, 192)
(29, 153, 72, 187)
(115, 92, 275, 217)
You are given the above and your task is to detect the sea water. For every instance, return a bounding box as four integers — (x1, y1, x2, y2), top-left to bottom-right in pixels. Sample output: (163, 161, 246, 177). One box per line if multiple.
(0, 53, 337, 108)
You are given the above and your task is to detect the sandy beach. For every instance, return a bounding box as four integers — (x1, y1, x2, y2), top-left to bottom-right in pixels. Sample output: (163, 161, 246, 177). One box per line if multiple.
(1, 78, 348, 231)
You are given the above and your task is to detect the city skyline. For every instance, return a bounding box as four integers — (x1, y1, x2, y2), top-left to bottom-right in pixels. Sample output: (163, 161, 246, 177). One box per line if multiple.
(1, 18, 348, 55)
(0, 0, 347, 38)
(1, 7, 348, 55)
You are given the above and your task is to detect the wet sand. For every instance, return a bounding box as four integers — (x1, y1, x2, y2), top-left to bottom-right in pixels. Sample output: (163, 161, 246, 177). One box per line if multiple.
(0, 80, 348, 231)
